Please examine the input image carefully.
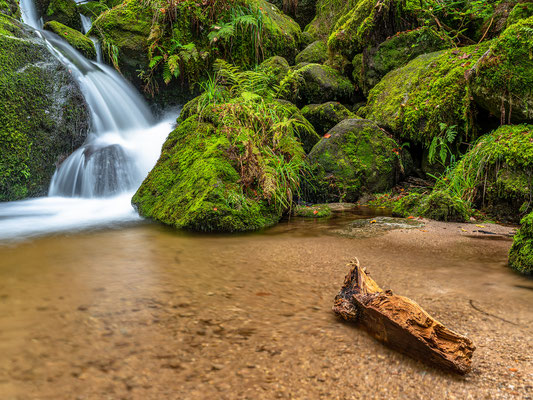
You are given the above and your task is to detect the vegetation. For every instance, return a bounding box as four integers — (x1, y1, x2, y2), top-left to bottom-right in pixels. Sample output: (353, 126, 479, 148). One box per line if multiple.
(44, 21, 97, 59)
(509, 211, 533, 275)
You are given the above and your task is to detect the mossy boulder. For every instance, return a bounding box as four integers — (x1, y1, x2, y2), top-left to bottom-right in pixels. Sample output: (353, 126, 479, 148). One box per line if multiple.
(44, 20, 96, 59)
(268, 0, 317, 28)
(353, 27, 453, 96)
(292, 203, 332, 218)
(507, 2, 533, 27)
(258, 56, 290, 83)
(0, 14, 89, 200)
(305, 0, 359, 41)
(306, 118, 400, 202)
(392, 191, 471, 222)
(470, 16, 533, 123)
(362, 42, 491, 147)
(282, 63, 355, 107)
(295, 40, 328, 64)
(36, 0, 82, 31)
(132, 97, 309, 232)
(433, 124, 533, 223)
(301, 101, 356, 136)
(90, 0, 152, 92)
(509, 212, 533, 275)
(0, 0, 20, 18)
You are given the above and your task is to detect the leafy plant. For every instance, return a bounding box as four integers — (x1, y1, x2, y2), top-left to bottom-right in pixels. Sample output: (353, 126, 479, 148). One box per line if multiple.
(428, 122, 458, 166)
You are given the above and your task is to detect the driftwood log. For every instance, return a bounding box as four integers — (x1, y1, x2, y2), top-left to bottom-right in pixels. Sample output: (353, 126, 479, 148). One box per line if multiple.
(333, 259, 476, 374)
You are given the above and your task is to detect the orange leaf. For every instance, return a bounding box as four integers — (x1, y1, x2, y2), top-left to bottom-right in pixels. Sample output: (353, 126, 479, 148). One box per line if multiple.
(323, 133, 331, 138)
(313, 210, 318, 215)
(407, 216, 415, 219)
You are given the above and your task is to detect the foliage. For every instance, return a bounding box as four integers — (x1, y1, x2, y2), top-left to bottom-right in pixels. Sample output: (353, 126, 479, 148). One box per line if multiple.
(509, 211, 533, 275)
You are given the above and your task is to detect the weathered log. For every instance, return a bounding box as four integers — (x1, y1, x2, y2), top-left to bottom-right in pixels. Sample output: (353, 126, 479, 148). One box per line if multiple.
(333, 259, 476, 374)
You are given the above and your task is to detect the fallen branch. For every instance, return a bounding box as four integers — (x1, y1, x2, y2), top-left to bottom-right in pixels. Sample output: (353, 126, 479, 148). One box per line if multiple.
(333, 259, 476, 374)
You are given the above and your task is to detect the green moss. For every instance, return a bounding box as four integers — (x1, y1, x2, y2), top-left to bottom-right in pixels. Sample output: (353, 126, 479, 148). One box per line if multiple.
(471, 16, 533, 122)
(0, 0, 20, 18)
(392, 191, 471, 222)
(509, 212, 533, 275)
(292, 204, 332, 218)
(307, 118, 400, 202)
(305, 0, 359, 41)
(132, 97, 308, 232)
(45, 0, 81, 31)
(301, 101, 356, 136)
(0, 14, 89, 201)
(295, 40, 328, 64)
(506, 2, 533, 27)
(433, 124, 533, 222)
(353, 27, 453, 95)
(44, 21, 96, 59)
(363, 42, 491, 147)
(282, 63, 355, 106)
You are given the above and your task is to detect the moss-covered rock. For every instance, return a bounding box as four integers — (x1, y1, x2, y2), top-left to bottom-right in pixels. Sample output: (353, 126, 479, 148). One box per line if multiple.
(38, 0, 82, 31)
(90, 0, 152, 91)
(132, 97, 309, 232)
(274, 100, 321, 153)
(268, 0, 317, 29)
(353, 27, 452, 95)
(44, 20, 96, 59)
(0, 0, 20, 18)
(433, 124, 533, 223)
(292, 203, 332, 217)
(301, 101, 355, 136)
(362, 42, 491, 147)
(0, 14, 89, 201)
(392, 191, 471, 222)
(509, 211, 533, 275)
(306, 118, 400, 202)
(282, 63, 355, 107)
(507, 2, 533, 27)
(304, 0, 359, 41)
(295, 40, 328, 64)
(258, 55, 290, 83)
(470, 16, 533, 123)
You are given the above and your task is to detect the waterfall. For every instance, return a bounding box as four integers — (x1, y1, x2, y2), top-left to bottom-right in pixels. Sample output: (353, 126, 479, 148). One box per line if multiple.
(0, 0, 176, 240)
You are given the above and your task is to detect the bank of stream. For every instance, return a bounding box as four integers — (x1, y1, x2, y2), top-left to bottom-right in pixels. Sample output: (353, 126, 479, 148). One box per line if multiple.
(0, 208, 531, 399)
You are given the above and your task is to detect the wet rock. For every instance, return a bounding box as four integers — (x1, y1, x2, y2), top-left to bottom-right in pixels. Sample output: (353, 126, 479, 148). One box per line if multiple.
(334, 216, 424, 238)
(43, 21, 96, 60)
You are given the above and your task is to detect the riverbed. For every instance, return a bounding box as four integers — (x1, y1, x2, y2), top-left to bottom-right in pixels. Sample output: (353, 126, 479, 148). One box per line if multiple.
(0, 209, 531, 399)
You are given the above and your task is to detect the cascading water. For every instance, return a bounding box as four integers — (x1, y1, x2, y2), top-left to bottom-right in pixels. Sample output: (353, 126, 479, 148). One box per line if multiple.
(0, 0, 175, 240)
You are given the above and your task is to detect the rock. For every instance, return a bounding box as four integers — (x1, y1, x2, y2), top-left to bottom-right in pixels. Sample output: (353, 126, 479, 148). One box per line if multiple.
(0, 0, 20, 18)
(506, 2, 533, 27)
(291, 204, 332, 218)
(0, 14, 89, 200)
(282, 63, 355, 107)
(295, 40, 328, 64)
(428, 124, 533, 223)
(470, 16, 533, 123)
(392, 191, 471, 223)
(90, 0, 152, 92)
(306, 119, 400, 202)
(301, 101, 355, 136)
(362, 42, 491, 147)
(304, 0, 359, 41)
(509, 212, 533, 275)
(274, 100, 320, 153)
(44, 21, 96, 59)
(334, 216, 424, 238)
(132, 97, 308, 232)
(268, 0, 317, 28)
(352, 27, 453, 96)
(259, 56, 290, 83)
(37, 0, 82, 31)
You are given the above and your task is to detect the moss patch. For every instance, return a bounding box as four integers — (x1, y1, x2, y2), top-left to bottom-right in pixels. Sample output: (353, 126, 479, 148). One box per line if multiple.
(292, 203, 332, 218)
(44, 21, 96, 59)
(0, 14, 89, 200)
(509, 212, 533, 275)
(301, 101, 356, 136)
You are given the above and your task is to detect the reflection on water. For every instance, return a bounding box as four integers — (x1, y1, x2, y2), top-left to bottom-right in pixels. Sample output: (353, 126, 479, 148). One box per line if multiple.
(0, 210, 531, 399)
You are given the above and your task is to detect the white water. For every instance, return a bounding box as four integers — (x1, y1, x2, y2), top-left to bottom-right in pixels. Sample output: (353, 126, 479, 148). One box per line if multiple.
(0, 0, 175, 241)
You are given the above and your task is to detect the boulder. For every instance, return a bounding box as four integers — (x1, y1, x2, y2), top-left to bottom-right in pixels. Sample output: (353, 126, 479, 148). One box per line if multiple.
(268, 0, 317, 28)
(0, 14, 89, 200)
(295, 40, 328, 64)
(509, 212, 533, 275)
(306, 118, 400, 202)
(352, 27, 452, 96)
(301, 101, 355, 136)
(0, 0, 20, 18)
(37, 0, 82, 31)
(44, 20, 96, 59)
(282, 63, 355, 107)
(132, 97, 309, 232)
(470, 16, 533, 123)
